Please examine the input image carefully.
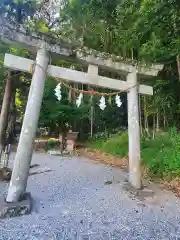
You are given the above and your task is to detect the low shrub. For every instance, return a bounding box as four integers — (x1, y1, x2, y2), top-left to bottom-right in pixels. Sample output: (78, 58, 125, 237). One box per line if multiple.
(89, 129, 180, 180)
(44, 140, 58, 151)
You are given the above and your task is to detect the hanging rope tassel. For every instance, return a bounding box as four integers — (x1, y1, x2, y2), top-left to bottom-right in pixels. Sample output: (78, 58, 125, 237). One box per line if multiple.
(54, 82, 62, 101)
(115, 95, 122, 107)
(76, 93, 83, 107)
(99, 96, 106, 110)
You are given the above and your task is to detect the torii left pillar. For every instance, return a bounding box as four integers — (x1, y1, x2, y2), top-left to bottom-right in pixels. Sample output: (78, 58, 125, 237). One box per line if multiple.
(6, 45, 49, 202)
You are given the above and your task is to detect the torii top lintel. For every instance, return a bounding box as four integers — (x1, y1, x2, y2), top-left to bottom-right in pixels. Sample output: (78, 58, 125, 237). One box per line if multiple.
(0, 17, 163, 77)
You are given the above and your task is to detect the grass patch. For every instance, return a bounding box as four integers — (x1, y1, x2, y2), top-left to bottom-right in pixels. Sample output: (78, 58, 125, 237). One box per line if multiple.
(90, 132, 128, 157)
(89, 129, 180, 180)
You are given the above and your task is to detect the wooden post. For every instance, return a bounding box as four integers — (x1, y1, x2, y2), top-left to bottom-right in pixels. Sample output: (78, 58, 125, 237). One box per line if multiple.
(6, 45, 49, 202)
(127, 71, 142, 189)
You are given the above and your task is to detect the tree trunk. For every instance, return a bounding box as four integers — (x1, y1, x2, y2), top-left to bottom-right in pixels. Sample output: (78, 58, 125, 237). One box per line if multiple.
(2, 85, 16, 168)
(131, 48, 134, 61)
(7, 84, 16, 137)
(143, 96, 146, 129)
(73, 83, 76, 104)
(0, 71, 13, 164)
(163, 107, 166, 129)
(145, 115, 150, 137)
(138, 95, 143, 135)
(88, 84, 94, 138)
(153, 115, 156, 139)
(143, 96, 149, 137)
(176, 55, 180, 82)
(90, 105, 94, 138)
(104, 26, 110, 52)
(156, 110, 160, 132)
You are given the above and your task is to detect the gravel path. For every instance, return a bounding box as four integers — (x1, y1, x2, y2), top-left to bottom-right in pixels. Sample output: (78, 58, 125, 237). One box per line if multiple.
(0, 152, 180, 240)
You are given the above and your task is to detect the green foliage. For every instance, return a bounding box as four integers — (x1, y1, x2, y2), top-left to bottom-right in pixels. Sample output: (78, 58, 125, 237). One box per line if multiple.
(90, 132, 110, 141)
(57, 0, 180, 131)
(141, 130, 180, 179)
(9, 47, 29, 57)
(90, 130, 180, 179)
(39, 77, 89, 133)
(60, 0, 179, 62)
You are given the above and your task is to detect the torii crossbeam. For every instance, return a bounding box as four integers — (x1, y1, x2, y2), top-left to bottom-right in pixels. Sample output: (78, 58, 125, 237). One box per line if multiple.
(4, 54, 153, 95)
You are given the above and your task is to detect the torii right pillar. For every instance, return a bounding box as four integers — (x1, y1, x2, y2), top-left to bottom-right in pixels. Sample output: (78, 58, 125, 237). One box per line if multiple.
(127, 70, 142, 189)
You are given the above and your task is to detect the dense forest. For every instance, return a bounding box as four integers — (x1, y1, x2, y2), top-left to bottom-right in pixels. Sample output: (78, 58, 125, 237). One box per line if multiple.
(0, 0, 180, 179)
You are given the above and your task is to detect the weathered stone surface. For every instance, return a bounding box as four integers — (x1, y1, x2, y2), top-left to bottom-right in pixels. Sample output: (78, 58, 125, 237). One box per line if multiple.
(0, 192, 32, 219)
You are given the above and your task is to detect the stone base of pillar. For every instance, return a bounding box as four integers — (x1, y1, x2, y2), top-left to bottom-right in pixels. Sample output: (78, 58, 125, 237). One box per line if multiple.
(0, 192, 32, 219)
(123, 182, 155, 200)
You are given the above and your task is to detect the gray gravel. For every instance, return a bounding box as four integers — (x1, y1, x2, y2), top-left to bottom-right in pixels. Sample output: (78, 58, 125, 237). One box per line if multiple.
(0, 152, 180, 240)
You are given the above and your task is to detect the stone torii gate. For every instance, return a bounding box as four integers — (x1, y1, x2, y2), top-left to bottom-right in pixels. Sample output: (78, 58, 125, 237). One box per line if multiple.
(4, 45, 157, 202)
(0, 17, 163, 213)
